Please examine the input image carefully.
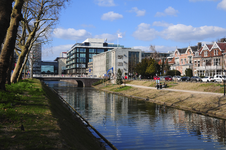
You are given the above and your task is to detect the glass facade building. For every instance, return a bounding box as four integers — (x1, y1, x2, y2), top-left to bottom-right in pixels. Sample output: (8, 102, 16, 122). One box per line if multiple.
(66, 38, 124, 74)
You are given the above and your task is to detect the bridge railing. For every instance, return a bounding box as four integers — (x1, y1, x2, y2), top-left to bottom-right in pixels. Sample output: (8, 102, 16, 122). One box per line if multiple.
(33, 74, 100, 78)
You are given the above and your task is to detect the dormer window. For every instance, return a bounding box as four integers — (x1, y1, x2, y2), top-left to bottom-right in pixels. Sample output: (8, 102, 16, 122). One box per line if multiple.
(204, 51, 208, 57)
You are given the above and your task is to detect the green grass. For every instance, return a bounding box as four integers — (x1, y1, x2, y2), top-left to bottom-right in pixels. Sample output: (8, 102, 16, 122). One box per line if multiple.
(111, 86, 132, 92)
(0, 79, 102, 150)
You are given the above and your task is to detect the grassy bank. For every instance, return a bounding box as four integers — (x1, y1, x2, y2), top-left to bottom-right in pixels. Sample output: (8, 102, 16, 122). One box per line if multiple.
(0, 79, 103, 150)
(94, 80, 226, 120)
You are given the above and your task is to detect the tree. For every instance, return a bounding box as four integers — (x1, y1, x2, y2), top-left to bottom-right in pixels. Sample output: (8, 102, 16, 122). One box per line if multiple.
(166, 70, 181, 76)
(116, 69, 123, 85)
(0, 0, 14, 49)
(0, 0, 25, 90)
(135, 58, 148, 76)
(11, 0, 69, 83)
(185, 68, 193, 77)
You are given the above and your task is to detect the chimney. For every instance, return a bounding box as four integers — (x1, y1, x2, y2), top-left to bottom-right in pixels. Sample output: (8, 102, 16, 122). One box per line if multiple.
(197, 42, 202, 50)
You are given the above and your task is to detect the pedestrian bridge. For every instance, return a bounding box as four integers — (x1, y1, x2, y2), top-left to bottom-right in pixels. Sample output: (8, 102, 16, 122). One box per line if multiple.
(34, 75, 102, 87)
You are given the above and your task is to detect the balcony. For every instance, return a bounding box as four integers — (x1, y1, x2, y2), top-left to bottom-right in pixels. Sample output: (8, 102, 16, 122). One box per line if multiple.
(195, 65, 222, 70)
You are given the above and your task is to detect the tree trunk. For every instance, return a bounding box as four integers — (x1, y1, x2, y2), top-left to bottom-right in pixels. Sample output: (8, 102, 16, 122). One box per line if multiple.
(17, 52, 29, 82)
(0, 0, 13, 49)
(11, 49, 27, 83)
(0, 0, 24, 90)
(6, 51, 14, 85)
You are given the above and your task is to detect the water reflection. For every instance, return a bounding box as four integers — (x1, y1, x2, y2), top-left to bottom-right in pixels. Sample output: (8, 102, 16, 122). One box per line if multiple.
(45, 81, 226, 150)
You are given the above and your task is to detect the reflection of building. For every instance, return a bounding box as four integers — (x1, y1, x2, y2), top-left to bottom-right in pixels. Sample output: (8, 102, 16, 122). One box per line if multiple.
(66, 38, 124, 75)
(93, 48, 141, 77)
(41, 61, 58, 74)
(54, 52, 67, 75)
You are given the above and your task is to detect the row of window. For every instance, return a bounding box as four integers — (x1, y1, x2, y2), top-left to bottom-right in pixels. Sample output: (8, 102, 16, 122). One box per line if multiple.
(67, 48, 105, 56)
(204, 50, 219, 57)
(194, 58, 220, 67)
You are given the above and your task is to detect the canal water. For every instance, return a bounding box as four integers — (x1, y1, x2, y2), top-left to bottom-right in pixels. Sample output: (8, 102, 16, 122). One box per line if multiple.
(45, 81, 226, 150)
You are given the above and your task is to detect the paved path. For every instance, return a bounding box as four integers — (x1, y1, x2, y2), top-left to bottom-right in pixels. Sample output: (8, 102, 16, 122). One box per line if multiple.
(126, 84, 224, 96)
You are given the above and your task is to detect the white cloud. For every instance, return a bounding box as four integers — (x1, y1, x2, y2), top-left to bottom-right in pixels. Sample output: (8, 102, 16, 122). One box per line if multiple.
(133, 23, 226, 43)
(129, 7, 146, 16)
(94, 33, 118, 42)
(101, 11, 123, 21)
(42, 44, 73, 61)
(133, 23, 159, 41)
(152, 21, 173, 27)
(95, 0, 115, 7)
(155, 6, 179, 17)
(133, 46, 176, 53)
(53, 28, 92, 40)
(217, 0, 226, 10)
(161, 24, 226, 42)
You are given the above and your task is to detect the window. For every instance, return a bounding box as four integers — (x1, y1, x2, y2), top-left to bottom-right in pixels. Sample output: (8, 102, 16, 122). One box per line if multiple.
(79, 48, 86, 52)
(204, 51, 208, 57)
(89, 59, 92, 62)
(214, 58, 220, 66)
(198, 61, 200, 67)
(118, 55, 123, 59)
(194, 61, 197, 66)
(80, 53, 86, 57)
(181, 59, 183, 64)
(184, 59, 186, 64)
(89, 49, 95, 53)
(89, 54, 96, 58)
(188, 56, 192, 63)
(216, 50, 218, 55)
(214, 50, 216, 56)
(97, 49, 104, 53)
(118, 62, 123, 66)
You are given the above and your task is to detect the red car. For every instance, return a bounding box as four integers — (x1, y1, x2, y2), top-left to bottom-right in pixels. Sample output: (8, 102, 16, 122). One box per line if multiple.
(164, 76, 172, 81)
(154, 76, 160, 80)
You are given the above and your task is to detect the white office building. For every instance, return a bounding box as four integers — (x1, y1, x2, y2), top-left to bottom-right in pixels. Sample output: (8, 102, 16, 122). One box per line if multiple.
(93, 48, 142, 77)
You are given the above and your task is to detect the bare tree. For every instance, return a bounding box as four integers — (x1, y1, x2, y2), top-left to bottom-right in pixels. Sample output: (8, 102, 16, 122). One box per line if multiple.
(0, 0, 24, 90)
(150, 45, 159, 61)
(0, 0, 14, 49)
(11, 0, 69, 83)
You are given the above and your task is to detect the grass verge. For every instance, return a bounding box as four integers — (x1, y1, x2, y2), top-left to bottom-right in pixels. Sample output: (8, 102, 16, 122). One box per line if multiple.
(93, 80, 226, 120)
(0, 79, 104, 150)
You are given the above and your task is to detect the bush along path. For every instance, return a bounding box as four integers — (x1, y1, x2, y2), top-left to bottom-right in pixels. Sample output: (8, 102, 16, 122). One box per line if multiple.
(0, 79, 104, 150)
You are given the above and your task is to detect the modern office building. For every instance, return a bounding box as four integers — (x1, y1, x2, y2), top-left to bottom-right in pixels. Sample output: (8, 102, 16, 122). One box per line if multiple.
(66, 38, 124, 74)
(54, 52, 67, 75)
(41, 61, 58, 74)
(93, 48, 142, 77)
(29, 43, 42, 74)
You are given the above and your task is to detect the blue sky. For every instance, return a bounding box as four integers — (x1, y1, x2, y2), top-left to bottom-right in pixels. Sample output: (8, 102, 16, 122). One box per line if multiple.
(42, 0, 226, 61)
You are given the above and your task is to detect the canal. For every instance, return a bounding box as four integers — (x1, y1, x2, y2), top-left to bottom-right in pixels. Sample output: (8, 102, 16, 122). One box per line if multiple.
(45, 81, 226, 150)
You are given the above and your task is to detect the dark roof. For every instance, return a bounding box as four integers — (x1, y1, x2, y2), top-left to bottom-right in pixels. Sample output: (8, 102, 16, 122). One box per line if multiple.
(190, 46, 198, 52)
(177, 48, 187, 54)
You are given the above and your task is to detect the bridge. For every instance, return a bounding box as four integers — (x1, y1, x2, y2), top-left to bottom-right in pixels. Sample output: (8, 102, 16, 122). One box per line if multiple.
(34, 75, 102, 87)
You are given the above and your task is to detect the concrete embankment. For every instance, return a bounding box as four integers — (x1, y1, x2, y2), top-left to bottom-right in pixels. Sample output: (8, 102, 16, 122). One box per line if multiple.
(94, 81, 226, 120)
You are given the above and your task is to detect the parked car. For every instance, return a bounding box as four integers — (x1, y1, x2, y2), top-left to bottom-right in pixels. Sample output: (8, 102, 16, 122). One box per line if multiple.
(167, 75, 173, 81)
(153, 76, 160, 80)
(190, 76, 202, 82)
(181, 76, 190, 81)
(214, 75, 223, 82)
(201, 76, 214, 82)
(160, 76, 165, 81)
(173, 76, 181, 81)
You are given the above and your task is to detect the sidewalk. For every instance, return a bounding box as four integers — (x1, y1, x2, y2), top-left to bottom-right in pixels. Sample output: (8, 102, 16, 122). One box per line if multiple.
(126, 84, 224, 96)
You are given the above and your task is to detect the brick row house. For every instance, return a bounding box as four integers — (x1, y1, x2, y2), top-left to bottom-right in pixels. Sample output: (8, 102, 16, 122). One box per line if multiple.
(193, 42, 226, 77)
(169, 42, 226, 77)
(171, 45, 199, 75)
